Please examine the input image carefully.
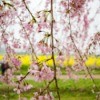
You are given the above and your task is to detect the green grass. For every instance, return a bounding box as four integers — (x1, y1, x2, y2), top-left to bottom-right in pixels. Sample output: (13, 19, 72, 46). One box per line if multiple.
(0, 79, 100, 100)
(13, 65, 100, 75)
(0, 65, 100, 100)
(14, 65, 29, 75)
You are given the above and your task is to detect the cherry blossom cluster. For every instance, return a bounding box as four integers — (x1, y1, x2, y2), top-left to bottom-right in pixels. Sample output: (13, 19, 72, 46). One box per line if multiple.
(31, 92, 54, 100)
(14, 82, 33, 94)
(29, 62, 54, 82)
(0, 0, 100, 99)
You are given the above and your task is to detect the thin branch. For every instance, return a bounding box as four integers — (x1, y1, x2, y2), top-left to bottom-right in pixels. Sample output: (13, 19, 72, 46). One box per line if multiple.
(17, 72, 30, 82)
(68, 0, 99, 95)
(22, 0, 36, 23)
(3, 1, 38, 60)
(51, 0, 60, 100)
(39, 79, 54, 95)
(0, 26, 14, 66)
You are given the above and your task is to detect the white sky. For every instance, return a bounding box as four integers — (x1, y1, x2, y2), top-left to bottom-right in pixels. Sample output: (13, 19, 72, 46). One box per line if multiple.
(0, 0, 100, 54)
(28, 0, 100, 35)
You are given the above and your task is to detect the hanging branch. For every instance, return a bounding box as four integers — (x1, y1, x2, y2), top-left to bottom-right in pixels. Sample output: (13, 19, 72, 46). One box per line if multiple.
(17, 15, 38, 60)
(0, 26, 14, 65)
(51, 0, 61, 100)
(67, 0, 100, 99)
(22, 0, 36, 23)
(3, 1, 38, 60)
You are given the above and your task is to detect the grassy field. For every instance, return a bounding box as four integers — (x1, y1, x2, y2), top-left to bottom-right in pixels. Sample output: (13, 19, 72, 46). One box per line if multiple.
(0, 79, 100, 100)
(16, 65, 100, 75)
(0, 54, 100, 100)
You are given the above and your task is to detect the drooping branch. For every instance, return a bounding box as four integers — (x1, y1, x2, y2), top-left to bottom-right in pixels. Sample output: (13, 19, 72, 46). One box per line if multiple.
(67, 0, 100, 99)
(3, 1, 38, 61)
(51, 0, 60, 100)
(22, 0, 36, 23)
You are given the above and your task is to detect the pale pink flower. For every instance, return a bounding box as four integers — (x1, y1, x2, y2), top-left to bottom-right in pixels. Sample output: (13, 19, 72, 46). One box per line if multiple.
(12, 42, 20, 48)
(23, 23, 33, 32)
(16, 74, 23, 81)
(83, 15, 89, 30)
(11, 58, 21, 67)
(37, 43, 51, 54)
(23, 84, 33, 91)
(38, 96, 44, 100)
(44, 92, 54, 100)
(40, 63, 54, 81)
(14, 88, 21, 94)
(29, 63, 54, 81)
(56, 55, 65, 66)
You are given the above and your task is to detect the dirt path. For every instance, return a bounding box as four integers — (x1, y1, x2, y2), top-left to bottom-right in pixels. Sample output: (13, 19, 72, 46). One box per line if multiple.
(26, 74, 100, 80)
(57, 75, 100, 79)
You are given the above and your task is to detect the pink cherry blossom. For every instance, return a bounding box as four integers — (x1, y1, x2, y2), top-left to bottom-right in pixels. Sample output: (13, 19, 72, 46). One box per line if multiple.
(11, 58, 21, 67)
(0, 0, 99, 99)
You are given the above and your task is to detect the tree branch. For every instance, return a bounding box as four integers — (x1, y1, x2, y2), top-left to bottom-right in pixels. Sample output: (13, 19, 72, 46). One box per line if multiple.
(68, 0, 100, 98)
(22, 0, 36, 23)
(51, 0, 60, 100)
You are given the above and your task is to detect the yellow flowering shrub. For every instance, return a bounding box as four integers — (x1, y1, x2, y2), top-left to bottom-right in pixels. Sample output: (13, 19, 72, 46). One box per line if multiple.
(63, 57, 75, 67)
(0, 55, 3, 60)
(95, 57, 100, 67)
(0, 54, 100, 68)
(85, 56, 96, 67)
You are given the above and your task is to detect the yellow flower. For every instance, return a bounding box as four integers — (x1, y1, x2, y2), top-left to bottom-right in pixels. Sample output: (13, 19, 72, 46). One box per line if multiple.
(95, 57, 100, 67)
(85, 56, 96, 67)
(63, 57, 75, 67)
